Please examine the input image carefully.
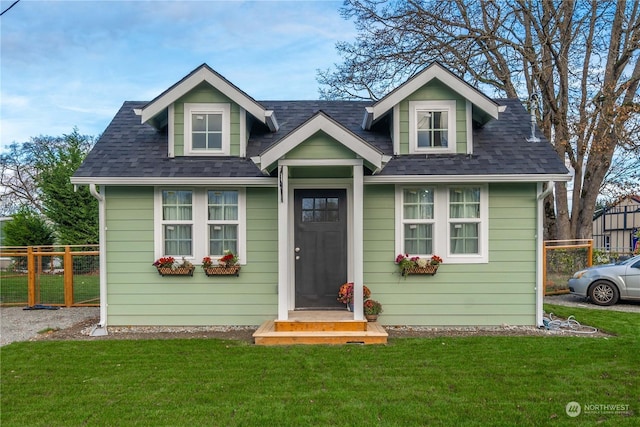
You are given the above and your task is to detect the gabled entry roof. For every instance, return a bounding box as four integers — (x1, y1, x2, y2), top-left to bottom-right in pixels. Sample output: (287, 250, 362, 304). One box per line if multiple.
(253, 111, 390, 173)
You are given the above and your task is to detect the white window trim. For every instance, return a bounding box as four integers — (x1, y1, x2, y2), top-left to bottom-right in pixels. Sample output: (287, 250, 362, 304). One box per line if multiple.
(446, 185, 488, 263)
(158, 189, 195, 258)
(154, 187, 246, 264)
(409, 100, 457, 154)
(395, 184, 488, 264)
(398, 187, 437, 257)
(184, 103, 231, 156)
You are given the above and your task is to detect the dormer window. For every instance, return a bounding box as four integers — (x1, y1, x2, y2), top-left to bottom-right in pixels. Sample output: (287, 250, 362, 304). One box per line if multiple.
(409, 100, 456, 154)
(184, 103, 230, 155)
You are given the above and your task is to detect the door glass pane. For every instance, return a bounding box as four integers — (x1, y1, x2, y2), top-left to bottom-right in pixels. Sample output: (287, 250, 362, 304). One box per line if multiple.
(301, 197, 340, 222)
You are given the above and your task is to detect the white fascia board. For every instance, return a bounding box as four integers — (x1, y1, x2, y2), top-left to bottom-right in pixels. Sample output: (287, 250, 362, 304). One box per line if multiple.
(259, 114, 384, 171)
(279, 159, 364, 167)
(364, 173, 572, 184)
(141, 68, 267, 125)
(265, 110, 279, 132)
(361, 107, 374, 130)
(70, 176, 278, 187)
(371, 64, 500, 121)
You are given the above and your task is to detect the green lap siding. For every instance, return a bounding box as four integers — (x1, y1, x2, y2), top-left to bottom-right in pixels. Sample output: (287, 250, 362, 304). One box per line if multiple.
(398, 80, 468, 154)
(104, 182, 538, 327)
(363, 183, 538, 326)
(104, 186, 278, 326)
(173, 83, 241, 156)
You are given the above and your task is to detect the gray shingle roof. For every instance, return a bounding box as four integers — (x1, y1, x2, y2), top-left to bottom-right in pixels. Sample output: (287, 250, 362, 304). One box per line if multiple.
(378, 98, 568, 176)
(73, 102, 265, 179)
(73, 98, 567, 180)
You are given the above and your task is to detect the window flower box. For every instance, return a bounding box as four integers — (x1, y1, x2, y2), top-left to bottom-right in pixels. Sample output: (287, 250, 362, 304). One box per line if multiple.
(156, 266, 195, 276)
(395, 254, 442, 277)
(404, 265, 438, 276)
(204, 265, 240, 277)
(153, 257, 195, 277)
(202, 252, 240, 277)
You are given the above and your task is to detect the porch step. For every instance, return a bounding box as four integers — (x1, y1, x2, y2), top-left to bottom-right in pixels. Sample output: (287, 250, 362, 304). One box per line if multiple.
(253, 320, 388, 345)
(275, 319, 367, 332)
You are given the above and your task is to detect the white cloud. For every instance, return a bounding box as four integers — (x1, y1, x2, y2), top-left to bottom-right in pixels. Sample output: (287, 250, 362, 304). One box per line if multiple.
(0, 0, 354, 146)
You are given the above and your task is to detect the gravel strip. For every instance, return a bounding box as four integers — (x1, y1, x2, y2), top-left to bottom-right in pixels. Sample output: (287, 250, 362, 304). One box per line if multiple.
(1, 306, 99, 346)
(2, 294, 637, 346)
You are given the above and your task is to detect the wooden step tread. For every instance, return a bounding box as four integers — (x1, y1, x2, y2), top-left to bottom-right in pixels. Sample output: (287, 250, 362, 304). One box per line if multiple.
(253, 320, 388, 345)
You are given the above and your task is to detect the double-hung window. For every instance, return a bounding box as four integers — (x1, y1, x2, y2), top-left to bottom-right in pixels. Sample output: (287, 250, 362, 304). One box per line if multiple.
(409, 100, 457, 154)
(184, 103, 230, 155)
(401, 188, 435, 255)
(208, 190, 239, 256)
(155, 188, 246, 263)
(449, 188, 481, 255)
(397, 185, 488, 263)
(161, 190, 193, 256)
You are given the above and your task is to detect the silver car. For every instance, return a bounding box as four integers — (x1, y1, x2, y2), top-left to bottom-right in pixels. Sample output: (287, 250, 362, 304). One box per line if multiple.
(568, 255, 640, 306)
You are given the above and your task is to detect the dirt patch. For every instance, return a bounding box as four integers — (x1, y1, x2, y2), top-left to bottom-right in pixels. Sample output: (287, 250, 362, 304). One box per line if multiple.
(31, 314, 610, 345)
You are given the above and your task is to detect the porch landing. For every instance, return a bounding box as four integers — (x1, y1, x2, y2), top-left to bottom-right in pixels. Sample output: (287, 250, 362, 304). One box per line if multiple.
(253, 311, 388, 345)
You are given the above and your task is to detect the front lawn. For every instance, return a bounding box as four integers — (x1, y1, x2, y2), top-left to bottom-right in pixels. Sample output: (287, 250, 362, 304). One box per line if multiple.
(1, 305, 637, 426)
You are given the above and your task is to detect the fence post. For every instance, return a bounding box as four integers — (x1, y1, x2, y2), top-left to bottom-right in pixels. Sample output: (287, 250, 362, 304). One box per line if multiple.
(27, 246, 36, 307)
(587, 239, 593, 267)
(64, 246, 73, 307)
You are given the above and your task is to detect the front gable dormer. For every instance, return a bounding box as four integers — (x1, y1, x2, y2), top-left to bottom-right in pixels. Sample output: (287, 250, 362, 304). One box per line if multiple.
(140, 64, 278, 158)
(254, 111, 390, 174)
(362, 62, 503, 155)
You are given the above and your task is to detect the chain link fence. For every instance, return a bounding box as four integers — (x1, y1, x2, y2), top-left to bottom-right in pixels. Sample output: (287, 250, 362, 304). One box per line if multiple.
(0, 246, 99, 307)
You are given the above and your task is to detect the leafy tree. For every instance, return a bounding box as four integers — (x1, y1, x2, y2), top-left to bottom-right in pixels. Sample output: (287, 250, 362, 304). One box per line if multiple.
(35, 129, 98, 245)
(0, 128, 97, 244)
(318, 0, 640, 240)
(2, 207, 55, 247)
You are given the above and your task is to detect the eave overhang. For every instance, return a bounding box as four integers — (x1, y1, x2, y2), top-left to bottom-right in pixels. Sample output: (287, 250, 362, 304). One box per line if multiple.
(364, 173, 572, 184)
(70, 176, 278, 187)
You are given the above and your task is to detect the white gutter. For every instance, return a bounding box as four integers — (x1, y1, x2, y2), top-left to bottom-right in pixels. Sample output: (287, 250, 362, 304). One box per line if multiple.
(365, 174, 572, 184)
(89, 184, 108, 336)
(70, 177, 278, 187)
(535, 181, 554, 327)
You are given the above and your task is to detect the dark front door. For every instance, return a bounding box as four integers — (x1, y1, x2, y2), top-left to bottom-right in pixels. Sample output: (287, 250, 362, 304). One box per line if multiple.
(294, 189, 347, 308)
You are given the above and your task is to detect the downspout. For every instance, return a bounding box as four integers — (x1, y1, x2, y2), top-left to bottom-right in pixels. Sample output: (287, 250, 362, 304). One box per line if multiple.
(536, 181, 554, 327)
(89, 184, 108, 336)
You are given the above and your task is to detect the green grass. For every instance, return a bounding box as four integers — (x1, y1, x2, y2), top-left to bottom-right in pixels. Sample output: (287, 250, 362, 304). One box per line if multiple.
(1, 305, 637, 426)
(0, 272, 99, 305)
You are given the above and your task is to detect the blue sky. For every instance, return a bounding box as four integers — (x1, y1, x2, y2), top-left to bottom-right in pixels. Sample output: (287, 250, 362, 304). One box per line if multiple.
(0, 0, 354, 148)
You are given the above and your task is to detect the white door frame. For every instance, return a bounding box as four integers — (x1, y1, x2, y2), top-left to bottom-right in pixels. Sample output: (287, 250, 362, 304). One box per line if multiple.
(276, 160, 365, 320)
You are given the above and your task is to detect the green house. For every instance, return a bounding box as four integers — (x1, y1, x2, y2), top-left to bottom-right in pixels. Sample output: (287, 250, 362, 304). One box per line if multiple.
(72, 63, 569, 334)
